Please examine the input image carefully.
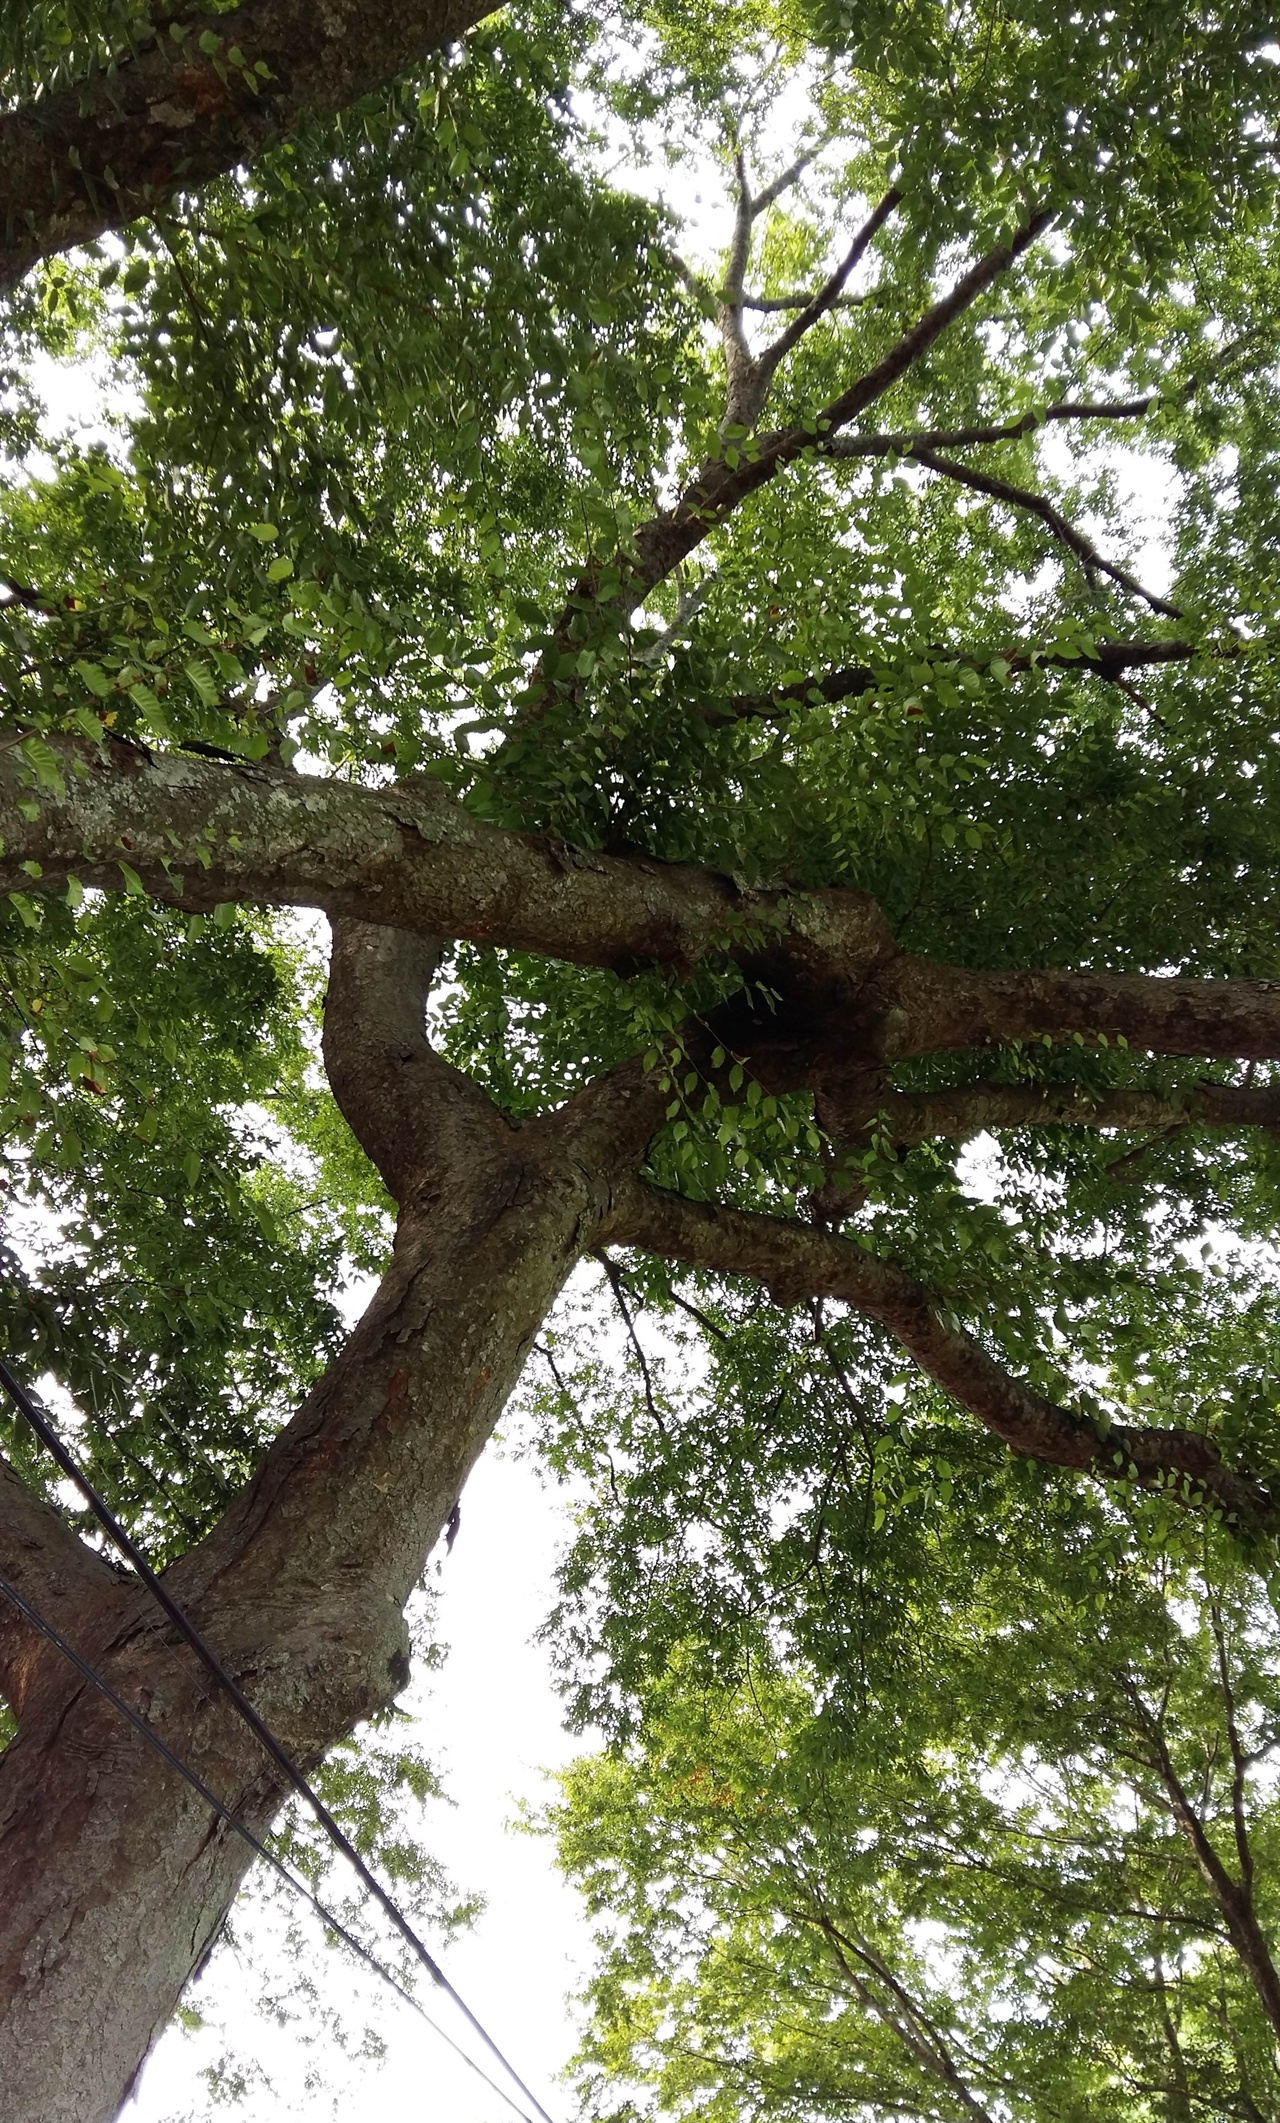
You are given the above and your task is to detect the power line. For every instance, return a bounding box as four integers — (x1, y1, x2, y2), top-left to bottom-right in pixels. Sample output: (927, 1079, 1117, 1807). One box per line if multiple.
(0, 1569, 537, 2123)
(0, 1355, 555, 2123)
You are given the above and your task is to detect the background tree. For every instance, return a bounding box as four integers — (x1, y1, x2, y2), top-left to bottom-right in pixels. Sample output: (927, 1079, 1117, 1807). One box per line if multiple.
(548, 1478, 1280, 2121)
(6, 1, 1280, 2117)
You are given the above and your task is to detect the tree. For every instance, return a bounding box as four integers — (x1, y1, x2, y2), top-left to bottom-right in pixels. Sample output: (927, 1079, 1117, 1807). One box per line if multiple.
(5, 0, 1280, 2114)
(548, 1508, 1280, 2121)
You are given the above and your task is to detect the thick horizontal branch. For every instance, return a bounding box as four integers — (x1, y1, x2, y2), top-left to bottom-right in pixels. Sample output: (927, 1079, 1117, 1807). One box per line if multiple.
(0, 736, 895, 978)
(609, 1181, 1279, 1530)
(10, 741, 1280, 1076)
(0, 0, 492, 294)
(842, 1079, 1280, 1148)
(875, 955, 1280, 1065)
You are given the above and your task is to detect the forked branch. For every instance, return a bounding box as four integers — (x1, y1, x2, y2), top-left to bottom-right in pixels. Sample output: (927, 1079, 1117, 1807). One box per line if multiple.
(523, 204, 1052, 710)
(721, 177, 902, 432)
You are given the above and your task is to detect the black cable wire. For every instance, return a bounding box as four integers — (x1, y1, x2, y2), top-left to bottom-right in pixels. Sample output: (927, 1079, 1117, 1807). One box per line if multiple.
(0, 1569, 537, 2123)
(0, 1355, 555, 2123)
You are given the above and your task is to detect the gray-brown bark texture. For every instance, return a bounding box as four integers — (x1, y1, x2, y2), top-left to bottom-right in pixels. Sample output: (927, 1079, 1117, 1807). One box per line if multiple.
(0, 0, 498, 294)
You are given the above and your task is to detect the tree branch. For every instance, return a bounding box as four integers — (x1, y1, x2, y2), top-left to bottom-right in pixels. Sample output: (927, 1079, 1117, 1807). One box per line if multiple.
(1208, 1595, 1256, 1896)
(748, 143, 827, 218)
(0, 735, 897, 983)
(718, 151, 897, 436)
(0, 0, 494, 295)
(734, 188, 902, 428)
(718, 636, 1215, 723)
(321, 916, 501, 1202)
(607, 1178, 1280, 1530)
(904, 446, 1182, 619)
(874, 954, 1280, 1065)
(593, 1250, 666, 1432)
(13, 742, 1280, 1082)
(626, 205, 1055, 602)
(739, 288, 875, 313)
(1134, 1701, 1280, 2034)
(528, 205, 1055, 697)
(807, 1905, 1000, 2123)
(718, 149, 760, 434)
(825, 391, 1167, 461)
(0, 1450, 118, 1722)
(824, 1079, 1280, 1152)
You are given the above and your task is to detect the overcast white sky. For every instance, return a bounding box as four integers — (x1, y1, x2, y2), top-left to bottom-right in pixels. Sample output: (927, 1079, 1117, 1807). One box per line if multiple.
(130, 1431, 596, 2123)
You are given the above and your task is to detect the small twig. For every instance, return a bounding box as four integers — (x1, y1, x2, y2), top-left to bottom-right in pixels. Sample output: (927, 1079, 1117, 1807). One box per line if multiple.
(593, 1249, 667, 1433)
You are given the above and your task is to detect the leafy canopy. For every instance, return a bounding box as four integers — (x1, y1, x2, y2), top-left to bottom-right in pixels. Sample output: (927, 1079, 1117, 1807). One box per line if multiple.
(6, 0, 1280, 2107)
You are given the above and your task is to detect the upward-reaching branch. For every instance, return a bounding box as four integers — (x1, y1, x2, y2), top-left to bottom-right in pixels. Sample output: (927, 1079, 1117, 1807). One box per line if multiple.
(0, 0, 495, 295)
(807, 1908, 1001, 2123)
(753, 188, 902, 398)
(523, 203, 1052, 714)
(1133, 1700, 1280, 2034)
(718, 148, 761, 434)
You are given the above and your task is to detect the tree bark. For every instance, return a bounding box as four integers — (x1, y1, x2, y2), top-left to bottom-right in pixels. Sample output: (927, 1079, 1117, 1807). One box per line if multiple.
(0, 0, 498, 295)
(0, 919, 656, 2121)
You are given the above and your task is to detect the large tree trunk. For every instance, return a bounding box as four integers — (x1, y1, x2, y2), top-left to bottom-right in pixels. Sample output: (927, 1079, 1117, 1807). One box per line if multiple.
(0, 921, 650, 2121)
